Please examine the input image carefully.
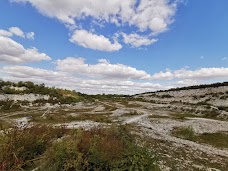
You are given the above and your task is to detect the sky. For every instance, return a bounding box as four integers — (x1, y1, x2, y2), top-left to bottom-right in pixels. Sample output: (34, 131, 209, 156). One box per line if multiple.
(0, 0, 228, 94)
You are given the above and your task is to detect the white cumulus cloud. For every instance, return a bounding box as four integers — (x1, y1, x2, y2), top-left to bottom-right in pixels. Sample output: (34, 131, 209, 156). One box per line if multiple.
(0, 27, 35, 39)
(1, 65, 168, 94)
(56, 57, 150, 80)
(0, 36, 51, 64)
(9, 27, 25, 38)
(70, 30, 122, 51)
(11, 0, 181, 49)
(122, 33, 158, 47)
(0, 29, 13, 37)
(26, 32, 35, 39)
(151, 67, 228, 80)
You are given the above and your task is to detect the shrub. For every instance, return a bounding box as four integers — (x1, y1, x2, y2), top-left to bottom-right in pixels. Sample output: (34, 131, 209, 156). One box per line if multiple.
(39, 126, 159, 171)
(172, 126, 195, 141)
(0, 125, 67, 170)
(160, 94, 173, 98)
(0, 100, 21, 111)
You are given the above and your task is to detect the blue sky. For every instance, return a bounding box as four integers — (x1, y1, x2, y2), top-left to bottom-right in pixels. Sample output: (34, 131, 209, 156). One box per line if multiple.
(0, 0, 228, 94)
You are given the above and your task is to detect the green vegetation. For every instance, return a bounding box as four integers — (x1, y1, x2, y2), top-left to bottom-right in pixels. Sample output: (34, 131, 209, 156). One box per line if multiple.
(197, 132, 228, 149)
(172, 126, 228, 148)
(170, 113, 201, 120)
(172, 126, 195, 140)
(0, 100, 21, 111)
(217, 106, 228, 112)
(0, 125, 67, 170)
(122, 111, 141, 117)
(0, 80, 130, 105)
(39, 126, 159, 171)
(0, 81, 61, 97)
(0, 119, 11, 129)
(160, 94, 173, 98)
(0, 125, 159, 171)
(70, 113, 113, 123)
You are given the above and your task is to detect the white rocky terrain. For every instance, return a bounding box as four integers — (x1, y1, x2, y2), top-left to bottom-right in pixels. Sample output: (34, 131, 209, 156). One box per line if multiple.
(0, 82, 228, 170)
(135, 86, 228, 106)
(0, 94, 50, 102)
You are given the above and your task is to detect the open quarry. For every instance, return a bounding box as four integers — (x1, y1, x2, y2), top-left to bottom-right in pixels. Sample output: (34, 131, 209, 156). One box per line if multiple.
(1, 83, 228, 170)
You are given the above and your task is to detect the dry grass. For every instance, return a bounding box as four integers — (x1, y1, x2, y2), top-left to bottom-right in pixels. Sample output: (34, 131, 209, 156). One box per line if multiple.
(39, 126, 159, 171)
(122, 111, 141, 117)
(0, 125, 68, 170)
(172, 126, 228, 148)
(72, 113, 113, 123)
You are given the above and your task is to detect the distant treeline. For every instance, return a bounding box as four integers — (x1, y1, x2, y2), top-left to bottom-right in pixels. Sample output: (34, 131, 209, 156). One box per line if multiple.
(0, 81, 61, 97)
(0, 80, 83, 104)
(0, 80, 130, 104)
(137, 81, 228, 95)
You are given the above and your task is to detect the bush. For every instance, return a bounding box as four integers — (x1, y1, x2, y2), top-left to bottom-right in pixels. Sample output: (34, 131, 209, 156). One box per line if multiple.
(39, 126, 159, 171)
(0, 125, 67, 170)
(0, 100, 21, 111)
(172, 126, 195, 141)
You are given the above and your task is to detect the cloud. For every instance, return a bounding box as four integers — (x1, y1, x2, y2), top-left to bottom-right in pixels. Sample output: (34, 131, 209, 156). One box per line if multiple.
(2, 65, 63, 79)
(0, 36, 51, 64)
(0, 29, 13, 37)
(1, 59, 228, 94)
(130, 0, 177, 34)
(9, 27, 25, 38)
(26, 32, 35, 39)
(1, 65, 168, 94)
(150, 69, 174, 80)
(221, 57, 227, 61)
(151, 67, 228, 80)
(122, 33, 158, 47)
(11, 0, 181, 50)
(56, 57, 150, 80)
(0, 27, 35, 39)
(70, 30, 122, 51)
(12, 0, 178, 33)
(173, 79, 199, 87)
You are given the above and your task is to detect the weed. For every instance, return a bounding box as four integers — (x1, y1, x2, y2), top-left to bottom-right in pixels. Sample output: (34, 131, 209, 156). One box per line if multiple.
(39, 126, 159, 171)
(197, 132, 228, 148)
(0, 125, 68, 170)
(122, 111, 141, 117)
(172, 126, 195, 141)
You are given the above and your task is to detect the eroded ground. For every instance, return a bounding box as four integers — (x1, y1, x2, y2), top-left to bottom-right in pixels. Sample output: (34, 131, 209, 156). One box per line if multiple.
(1, 99, 228, 171)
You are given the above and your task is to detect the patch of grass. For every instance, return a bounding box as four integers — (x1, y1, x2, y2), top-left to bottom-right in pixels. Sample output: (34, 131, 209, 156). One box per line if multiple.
(8, 113, 32, 119)
(160, 94, 173, 98)
(172, 126, 195, 141)
(149, 115, 170, 119)
(122, 111, 141, 117)
(29, 109, 113, 124)
(73, 113, 113, 123)
(39, 126, 159, 171)
(200, 110, 228, 121)
(197, 132, 228, 148)
(170, 111, 226, 121)
(0, 119, 11, 129)
(196, 101, 209, 106)
(172, 127, 228, 149)
(0, 125, 68, 170)
(30, 114, 62, 124)
(217, 106, 228, 112)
